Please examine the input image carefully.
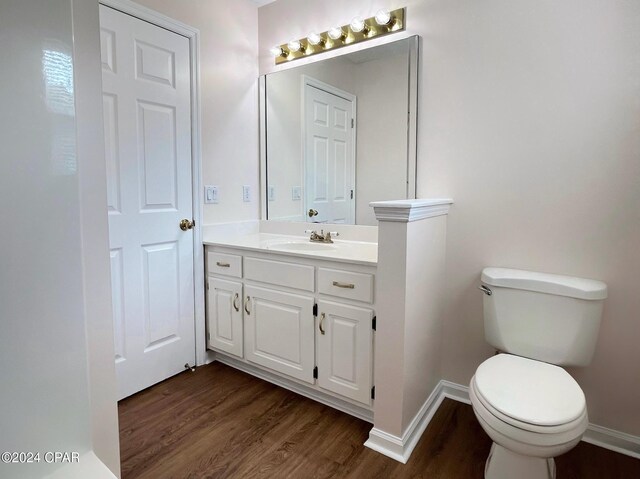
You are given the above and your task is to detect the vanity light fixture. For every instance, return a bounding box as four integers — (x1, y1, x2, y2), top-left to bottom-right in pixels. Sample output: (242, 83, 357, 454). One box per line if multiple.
(271, 7, 405, 65)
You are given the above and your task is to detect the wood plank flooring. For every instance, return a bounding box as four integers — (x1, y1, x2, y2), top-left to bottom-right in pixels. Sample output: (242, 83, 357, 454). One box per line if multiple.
(119, 362, 640, 479)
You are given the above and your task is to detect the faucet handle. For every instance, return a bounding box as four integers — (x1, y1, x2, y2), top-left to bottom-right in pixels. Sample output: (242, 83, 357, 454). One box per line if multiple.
(328, 231, 339, 237)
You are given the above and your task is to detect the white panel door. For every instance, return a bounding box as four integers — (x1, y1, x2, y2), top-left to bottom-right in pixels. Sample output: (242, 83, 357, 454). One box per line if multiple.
(317, 300, 373, 405)
(100, 5, 195, 399)
(304, 83, 355, 224)
(207, 278, 243, 358)
(244, 285, 315, 383)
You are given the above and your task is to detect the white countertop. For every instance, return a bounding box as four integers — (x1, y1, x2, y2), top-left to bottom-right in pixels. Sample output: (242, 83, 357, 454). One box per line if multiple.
(203, 232, 378, 266)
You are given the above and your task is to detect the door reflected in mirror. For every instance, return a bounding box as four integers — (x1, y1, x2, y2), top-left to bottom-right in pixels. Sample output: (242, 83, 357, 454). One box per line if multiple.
(264, 36, 418, 226)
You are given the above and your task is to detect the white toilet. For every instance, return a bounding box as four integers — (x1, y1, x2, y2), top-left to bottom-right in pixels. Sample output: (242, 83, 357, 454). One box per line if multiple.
(471, 267, 607, 479)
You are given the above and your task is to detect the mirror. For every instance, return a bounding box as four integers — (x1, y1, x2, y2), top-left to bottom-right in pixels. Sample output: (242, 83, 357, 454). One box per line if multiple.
(262, 36, 418, 226)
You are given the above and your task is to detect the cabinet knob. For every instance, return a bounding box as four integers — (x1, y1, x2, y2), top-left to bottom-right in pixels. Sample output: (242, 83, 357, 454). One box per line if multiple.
(244, 296, 251, 315)
(308, 208, 318, 218)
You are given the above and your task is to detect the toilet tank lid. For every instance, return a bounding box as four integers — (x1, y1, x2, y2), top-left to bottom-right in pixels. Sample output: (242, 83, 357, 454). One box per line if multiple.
(481, 268, 607, 300)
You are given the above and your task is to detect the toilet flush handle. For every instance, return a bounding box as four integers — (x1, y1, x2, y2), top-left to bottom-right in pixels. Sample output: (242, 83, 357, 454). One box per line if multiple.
(478, 284, 492, 296)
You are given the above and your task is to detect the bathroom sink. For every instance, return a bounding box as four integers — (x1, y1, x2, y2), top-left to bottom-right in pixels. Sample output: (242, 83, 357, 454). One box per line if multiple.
(267, 241, 337, 252)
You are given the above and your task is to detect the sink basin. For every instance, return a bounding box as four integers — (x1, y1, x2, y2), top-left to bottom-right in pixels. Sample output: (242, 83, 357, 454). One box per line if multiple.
(267, 241, 337, 252)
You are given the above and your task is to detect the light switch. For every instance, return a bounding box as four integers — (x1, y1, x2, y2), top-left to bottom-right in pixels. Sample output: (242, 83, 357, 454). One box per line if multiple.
(242, 185, 251, 202)
(292, 186, 301, 201)
(204, 185, 218, 204)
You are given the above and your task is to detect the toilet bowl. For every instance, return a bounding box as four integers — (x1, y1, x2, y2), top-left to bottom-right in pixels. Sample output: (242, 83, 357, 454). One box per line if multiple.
(470, 354, 588, 479)
(473, 268, 607, 479)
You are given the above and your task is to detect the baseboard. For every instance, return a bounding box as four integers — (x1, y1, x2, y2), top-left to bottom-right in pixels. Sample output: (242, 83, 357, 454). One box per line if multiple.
(582, 424, 640, 459)
(212, 353, 374, 423)
(365, 381, 447, 463)
(440, 380, 640, 460)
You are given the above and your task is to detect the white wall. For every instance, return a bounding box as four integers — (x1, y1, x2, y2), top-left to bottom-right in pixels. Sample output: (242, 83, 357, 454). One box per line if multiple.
(259, 0, 640, 437)
(136, 0, 260, 225)
(0, 0, 118, 477)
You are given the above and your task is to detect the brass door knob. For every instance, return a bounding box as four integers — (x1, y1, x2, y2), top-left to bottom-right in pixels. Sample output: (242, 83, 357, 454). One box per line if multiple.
(179, 219, 195, 231)
(308, 208, 318, 218)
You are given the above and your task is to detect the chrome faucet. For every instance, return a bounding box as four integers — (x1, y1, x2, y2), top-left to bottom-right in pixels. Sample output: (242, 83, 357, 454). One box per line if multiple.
(305, 229, 339, 244)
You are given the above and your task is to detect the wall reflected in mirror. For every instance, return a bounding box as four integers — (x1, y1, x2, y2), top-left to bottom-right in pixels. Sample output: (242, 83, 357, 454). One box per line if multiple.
(264, 36, 418, 226)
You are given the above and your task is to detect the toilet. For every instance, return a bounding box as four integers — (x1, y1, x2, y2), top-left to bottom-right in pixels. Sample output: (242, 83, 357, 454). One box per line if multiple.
(471, 268, 607, 479)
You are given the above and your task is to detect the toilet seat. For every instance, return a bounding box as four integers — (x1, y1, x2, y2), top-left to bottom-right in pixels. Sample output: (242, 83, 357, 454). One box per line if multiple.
(470, 377, 588, 458)
(474, 354, 586, 429)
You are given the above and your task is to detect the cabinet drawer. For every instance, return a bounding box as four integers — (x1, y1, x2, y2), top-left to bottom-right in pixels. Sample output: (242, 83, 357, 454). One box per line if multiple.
(207, 252, 242, 278)
(318, 268, 374, 303)
(244, 257, 315, 292)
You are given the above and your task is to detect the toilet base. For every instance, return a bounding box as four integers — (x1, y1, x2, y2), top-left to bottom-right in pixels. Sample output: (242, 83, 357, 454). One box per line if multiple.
(485, 443, 556, 479)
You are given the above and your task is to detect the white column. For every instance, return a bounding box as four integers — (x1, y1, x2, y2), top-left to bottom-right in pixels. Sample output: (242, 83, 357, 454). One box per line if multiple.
(365, 199, 453, 463)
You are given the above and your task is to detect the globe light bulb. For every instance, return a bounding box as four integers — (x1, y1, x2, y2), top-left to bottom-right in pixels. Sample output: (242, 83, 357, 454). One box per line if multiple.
(350, 17, 367, 33)
(270, 45, 285, 57)
(307, 32, 323, 46)
(287, 40, 301, 52)
(374, 9, 392, 26)
(327, 26, 345, 41)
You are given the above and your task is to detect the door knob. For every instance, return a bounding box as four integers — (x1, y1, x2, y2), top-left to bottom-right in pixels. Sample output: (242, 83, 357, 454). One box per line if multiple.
(179, 219, 195, 231)
(308, 208, 318, 218)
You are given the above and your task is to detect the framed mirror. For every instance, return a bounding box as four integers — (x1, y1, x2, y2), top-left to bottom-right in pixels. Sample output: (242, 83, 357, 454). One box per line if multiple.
(261, 35, 418, 226)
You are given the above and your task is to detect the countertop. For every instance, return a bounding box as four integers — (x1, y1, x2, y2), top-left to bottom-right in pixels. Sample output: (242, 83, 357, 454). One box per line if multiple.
(203, 232, 378, 266)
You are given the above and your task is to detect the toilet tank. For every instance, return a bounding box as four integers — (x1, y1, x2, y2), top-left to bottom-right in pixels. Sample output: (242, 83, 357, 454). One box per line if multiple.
(480, 268, 607, 367)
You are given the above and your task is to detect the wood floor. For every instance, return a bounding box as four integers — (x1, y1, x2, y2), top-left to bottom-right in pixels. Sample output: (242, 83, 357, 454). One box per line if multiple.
(119, 362, 640, 479)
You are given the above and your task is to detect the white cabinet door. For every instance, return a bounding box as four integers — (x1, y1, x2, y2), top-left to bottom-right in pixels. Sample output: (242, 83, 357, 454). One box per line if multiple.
(245, 285, 315, 384)
(317, 300, 373, 404)
(207, 278, 243, 358)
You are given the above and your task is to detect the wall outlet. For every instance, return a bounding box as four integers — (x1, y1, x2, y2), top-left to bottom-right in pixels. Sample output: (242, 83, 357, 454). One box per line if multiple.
(204, 185, 218, 204)
(242, 185, 251, 202)
(292, 186, 301, 201)
(268, 186, 275, 202)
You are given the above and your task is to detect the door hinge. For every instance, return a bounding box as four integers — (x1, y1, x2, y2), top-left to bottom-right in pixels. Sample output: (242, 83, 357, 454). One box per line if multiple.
(371, 386, 376, 400)
(313, 366, 318, 379)
(313, 303, 318, 316)
(351, 118, 354, 128)
(372, 316, 376, 331)
(350, 189, 354, 200)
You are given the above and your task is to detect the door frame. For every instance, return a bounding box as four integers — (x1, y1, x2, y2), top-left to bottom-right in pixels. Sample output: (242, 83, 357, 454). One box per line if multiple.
(99, 0, 207, 366)
(301, 75, 357, 224)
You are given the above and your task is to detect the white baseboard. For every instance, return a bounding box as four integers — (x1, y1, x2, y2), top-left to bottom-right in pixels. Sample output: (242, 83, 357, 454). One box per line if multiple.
(365, 381, 448, 463)
(366, 379, 640, 464)
(441, 380, 640, 460)
(212, 354, 374, 423)
(582, 423, 640, 459)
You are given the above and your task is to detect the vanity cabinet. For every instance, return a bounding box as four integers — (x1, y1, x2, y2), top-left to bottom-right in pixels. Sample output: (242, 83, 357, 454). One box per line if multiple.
(244, 285, 315, 383)
(205, 245, 376, 408)
(206, 277, 243, 358)
(316, 300, 374, 404)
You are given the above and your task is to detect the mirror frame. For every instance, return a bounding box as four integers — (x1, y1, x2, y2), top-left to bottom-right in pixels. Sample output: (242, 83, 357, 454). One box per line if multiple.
(259, 35, 420, 224)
